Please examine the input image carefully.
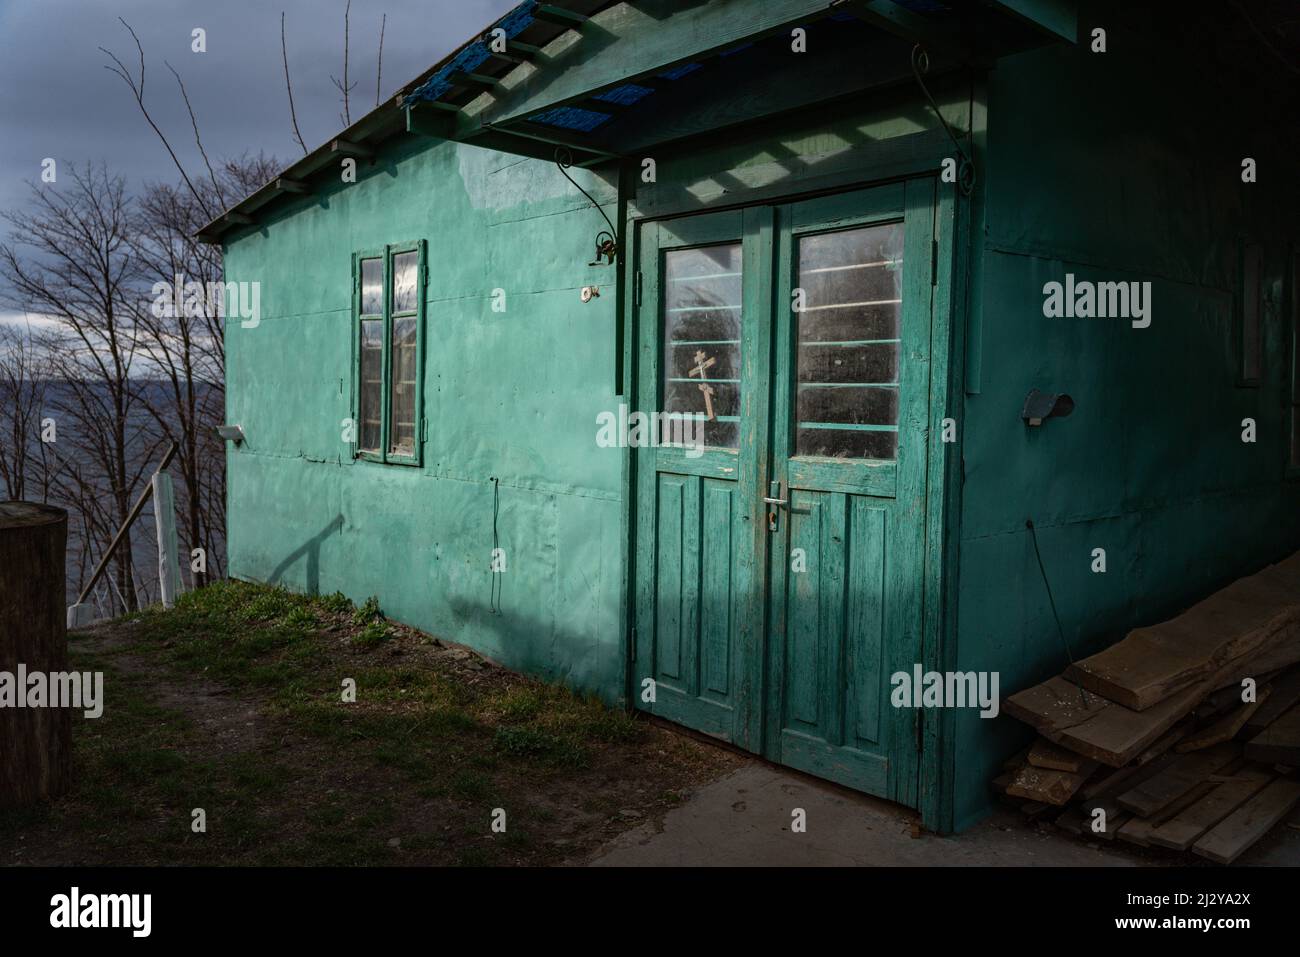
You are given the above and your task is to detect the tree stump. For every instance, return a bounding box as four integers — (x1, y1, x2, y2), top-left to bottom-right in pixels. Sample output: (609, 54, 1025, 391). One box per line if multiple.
(0, 501, 72, 806)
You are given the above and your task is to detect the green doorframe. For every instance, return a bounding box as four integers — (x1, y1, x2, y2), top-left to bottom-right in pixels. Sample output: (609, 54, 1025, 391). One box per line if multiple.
(920, 173, 967, 835)
(617, 146, 970, 833)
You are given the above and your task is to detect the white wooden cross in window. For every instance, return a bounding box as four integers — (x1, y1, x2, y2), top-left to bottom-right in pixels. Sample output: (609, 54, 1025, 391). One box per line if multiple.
(689, 350, 717, 421)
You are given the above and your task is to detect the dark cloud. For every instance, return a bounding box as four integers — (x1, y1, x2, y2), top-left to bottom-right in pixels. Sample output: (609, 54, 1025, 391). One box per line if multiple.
(0, 0, 516, 236)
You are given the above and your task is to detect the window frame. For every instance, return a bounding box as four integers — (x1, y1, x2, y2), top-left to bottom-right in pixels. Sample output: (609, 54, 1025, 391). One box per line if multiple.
(1236, 238, 1264, 388)
(1288, 247, 1300, 479)
(351, 239, 426, 466)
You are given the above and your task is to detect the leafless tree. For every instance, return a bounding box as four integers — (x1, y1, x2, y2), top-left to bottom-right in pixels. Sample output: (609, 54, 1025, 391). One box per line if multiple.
(0, 164, 153, 612)
(0, 322, 54, 502)
(128, 155, 276, 585)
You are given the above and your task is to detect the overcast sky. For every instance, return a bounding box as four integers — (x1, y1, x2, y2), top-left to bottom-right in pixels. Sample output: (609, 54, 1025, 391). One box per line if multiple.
(0, 0, 517, 324)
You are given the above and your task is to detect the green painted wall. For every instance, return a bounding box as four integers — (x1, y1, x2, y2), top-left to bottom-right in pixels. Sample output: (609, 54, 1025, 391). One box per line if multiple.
(952, 5, 1300, 830)
(222, 2, 1300, 836)
(223, 133, 628, 698)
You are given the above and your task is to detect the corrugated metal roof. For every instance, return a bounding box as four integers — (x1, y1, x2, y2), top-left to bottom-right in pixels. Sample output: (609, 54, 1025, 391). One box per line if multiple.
(199, 0, 1083, 242)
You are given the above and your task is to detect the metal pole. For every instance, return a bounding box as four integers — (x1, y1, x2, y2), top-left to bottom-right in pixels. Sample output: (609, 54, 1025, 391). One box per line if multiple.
(152, 470, 182, 609)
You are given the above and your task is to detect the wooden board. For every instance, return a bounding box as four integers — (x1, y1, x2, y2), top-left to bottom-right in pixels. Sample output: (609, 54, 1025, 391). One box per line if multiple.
(1006, 760, 1097, 806)
(1006, 635, 1300, 767)
(1082, 750, 1182, 802)
(1075, 798, 1124, 839)
(1018, 800, 1057, 820)
(1192, 777, 1300, 864)
(1244, 668, 1300, 733)
(1001, 747, 1031, 772)
(1244, 703, 1300, 766)
(1055, 682, 1203, 767)
(1116, 815, 1156, 847)
(1117, 743, 1240, 817)
(1079, 723, 1192, 800)
(1003, 676, 1108, 733)
(1065, 594, 1299, 711)
(1053, 807, 1087, 835)
(1028, 738, 1087, 772)
(1152, 780, 1220, 824)
(1093, 811, 1130, 841)
(1148, 768, 1274, 851)
(1176, 688, 1269, 753)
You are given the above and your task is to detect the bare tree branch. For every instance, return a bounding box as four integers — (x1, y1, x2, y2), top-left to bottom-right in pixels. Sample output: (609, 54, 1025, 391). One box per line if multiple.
(376, 13, 386, 107)
(281, 12, 309, 156)
(99, 18, 214, 221)
(330, 0, 357, 127)
(165, 60, 224, 206)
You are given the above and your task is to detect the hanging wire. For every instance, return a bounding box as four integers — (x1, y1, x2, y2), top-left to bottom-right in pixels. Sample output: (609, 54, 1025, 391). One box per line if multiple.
(1026, 519, 1091, 709)
(910, 44, 975, 196)
(555, 146, 618, 262)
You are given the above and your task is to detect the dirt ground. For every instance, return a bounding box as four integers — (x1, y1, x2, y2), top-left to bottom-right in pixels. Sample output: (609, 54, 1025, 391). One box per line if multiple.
(0, 582, 741, 866)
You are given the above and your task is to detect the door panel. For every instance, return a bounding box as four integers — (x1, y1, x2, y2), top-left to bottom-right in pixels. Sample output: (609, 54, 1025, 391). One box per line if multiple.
(634, 209, 769, 749)
(766, 180, 934, 807)
(634, 181, 935, 806)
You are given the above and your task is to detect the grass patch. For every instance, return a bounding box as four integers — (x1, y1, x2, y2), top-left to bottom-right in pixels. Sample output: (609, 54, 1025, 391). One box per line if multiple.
(0, 580, 731, 866)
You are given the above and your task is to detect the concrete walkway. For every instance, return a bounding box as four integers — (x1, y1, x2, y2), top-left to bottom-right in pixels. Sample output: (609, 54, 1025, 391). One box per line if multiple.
(588, 760, 1300, 866)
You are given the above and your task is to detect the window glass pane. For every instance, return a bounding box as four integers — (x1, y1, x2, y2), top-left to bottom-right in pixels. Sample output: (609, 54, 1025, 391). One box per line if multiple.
(388, 316, 417, 457)
(359, 319, 383, 452)
(661, 243, 742, 450)
(392, 251, 419, 314)
(795, 222, 903, 460)
(361, 258, 383, 315)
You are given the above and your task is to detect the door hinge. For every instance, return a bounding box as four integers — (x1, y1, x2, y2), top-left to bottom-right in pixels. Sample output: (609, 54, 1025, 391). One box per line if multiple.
(930, 240, 939, 284)
(630, 625, 637, 662)
(420, 417, 428, 442)
(915, 707, 924, 751)
(634, 271, 642, 308)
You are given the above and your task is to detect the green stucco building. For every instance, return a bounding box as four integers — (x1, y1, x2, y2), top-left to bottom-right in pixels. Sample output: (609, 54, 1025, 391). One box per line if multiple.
(202, 0, 1300, 832)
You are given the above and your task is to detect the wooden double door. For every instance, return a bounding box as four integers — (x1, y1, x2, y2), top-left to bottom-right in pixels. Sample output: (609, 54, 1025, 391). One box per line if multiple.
(632, 180, 937, 807)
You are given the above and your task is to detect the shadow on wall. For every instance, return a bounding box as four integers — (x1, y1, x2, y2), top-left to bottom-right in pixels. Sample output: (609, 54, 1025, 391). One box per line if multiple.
(261, 515, 619, 699)
(267, 514, 345, 595)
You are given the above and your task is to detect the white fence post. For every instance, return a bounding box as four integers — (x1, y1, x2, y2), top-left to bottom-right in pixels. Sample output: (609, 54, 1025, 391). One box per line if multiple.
(152, 471, 182, 609)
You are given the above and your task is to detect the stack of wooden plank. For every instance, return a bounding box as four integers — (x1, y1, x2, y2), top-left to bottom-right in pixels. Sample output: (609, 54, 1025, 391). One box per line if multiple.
(994, 551, 1300, 863)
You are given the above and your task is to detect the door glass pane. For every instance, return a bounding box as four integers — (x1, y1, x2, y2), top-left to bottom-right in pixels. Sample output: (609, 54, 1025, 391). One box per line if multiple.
(389, 316, 417, 456)
(795, 222, 903, 459)
(661, 243, 742, 450)
(359, 319, 383, 452)
(360, 258, 383, 315)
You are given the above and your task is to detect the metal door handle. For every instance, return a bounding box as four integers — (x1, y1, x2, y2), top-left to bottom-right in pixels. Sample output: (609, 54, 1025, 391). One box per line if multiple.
(764, 481, 786, 532)
(763, 479, 786, 506)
